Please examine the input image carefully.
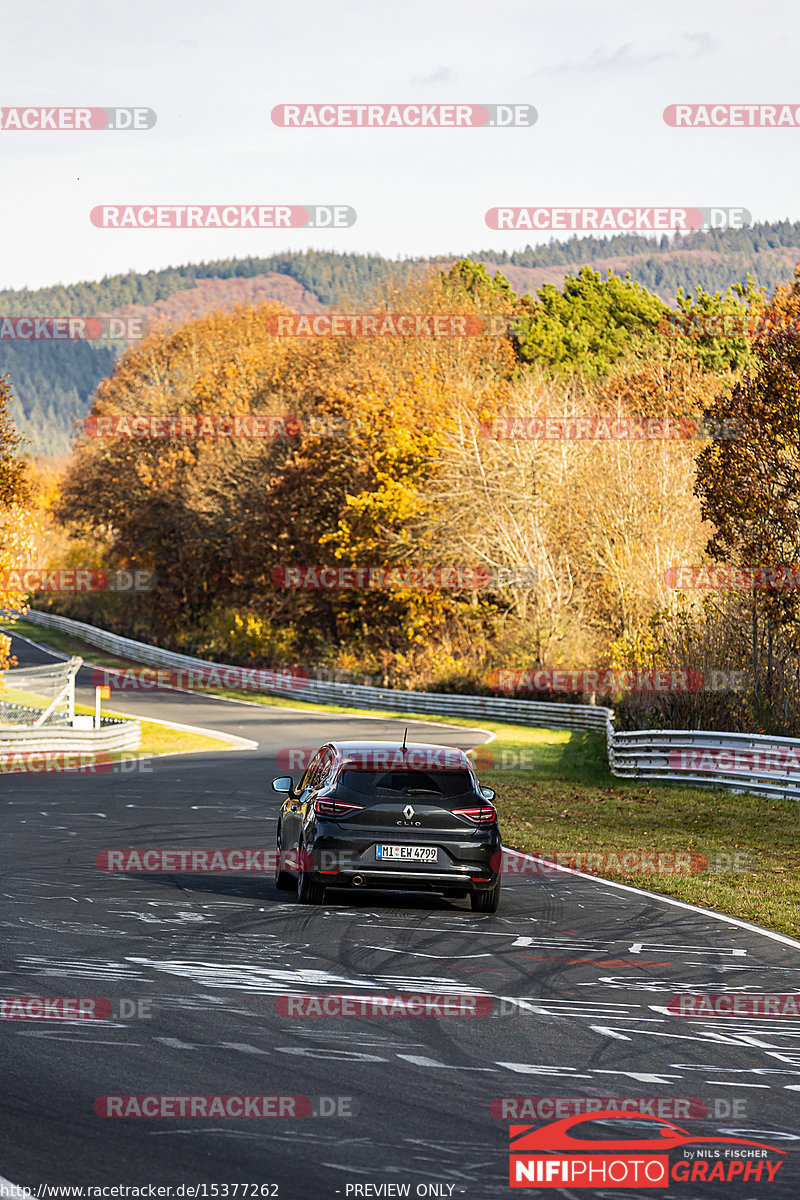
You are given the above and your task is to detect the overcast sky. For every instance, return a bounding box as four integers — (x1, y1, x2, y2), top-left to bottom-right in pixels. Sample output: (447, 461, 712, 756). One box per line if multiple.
(2, 0, 798, 290)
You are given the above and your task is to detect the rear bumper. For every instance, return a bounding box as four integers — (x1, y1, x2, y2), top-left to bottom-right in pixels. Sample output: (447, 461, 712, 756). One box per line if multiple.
(331, 870, 497, 893)
(306, 829, 501, 892)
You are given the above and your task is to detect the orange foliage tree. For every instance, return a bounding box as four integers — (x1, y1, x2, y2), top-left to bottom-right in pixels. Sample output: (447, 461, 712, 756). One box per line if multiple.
(0, 376, 34, 669)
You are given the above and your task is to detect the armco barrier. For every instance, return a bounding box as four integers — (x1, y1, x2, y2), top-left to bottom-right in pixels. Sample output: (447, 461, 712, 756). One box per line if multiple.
(0, 717, 141, 755)
(20, 610, 610, 732)
(611, 728, 800, 800)
(19, 611, 800, 799)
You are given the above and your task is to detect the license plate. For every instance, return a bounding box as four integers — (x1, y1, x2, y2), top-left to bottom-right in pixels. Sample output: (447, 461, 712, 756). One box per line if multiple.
(376, 845, 437, 863)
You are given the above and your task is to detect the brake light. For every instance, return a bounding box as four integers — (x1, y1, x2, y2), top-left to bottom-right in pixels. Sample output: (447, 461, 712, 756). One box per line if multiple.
(452, 805, 498, 825)
(314, 798, 366, 818)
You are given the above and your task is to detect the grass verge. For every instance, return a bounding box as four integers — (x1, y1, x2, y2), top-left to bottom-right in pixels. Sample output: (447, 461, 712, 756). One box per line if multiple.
(481, 724, 800, 939)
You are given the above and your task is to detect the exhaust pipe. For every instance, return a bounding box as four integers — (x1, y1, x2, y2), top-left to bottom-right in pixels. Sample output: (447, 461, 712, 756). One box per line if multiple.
(352, 874, 365, 887)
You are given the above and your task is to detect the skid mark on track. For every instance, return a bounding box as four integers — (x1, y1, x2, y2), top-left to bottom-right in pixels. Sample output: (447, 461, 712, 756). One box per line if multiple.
(126, 957, 496, 995)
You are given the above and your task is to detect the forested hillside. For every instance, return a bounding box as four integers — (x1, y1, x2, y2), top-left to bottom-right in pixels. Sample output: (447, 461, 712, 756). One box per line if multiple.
(5, 225, 800, 455)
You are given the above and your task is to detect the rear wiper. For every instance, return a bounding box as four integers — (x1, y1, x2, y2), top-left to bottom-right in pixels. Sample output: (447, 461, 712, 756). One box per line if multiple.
(404, 788, 441, 796)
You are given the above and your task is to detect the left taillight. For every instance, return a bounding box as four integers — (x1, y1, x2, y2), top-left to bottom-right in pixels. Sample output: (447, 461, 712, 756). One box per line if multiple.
(314, 798, 366, 818)
(452, 804, 498, 826)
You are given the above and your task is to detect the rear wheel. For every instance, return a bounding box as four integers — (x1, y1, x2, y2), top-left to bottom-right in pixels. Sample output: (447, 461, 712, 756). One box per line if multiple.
(297, 843, 326, 905)
(274, 827, 295, 891)
(470, 881, 500, 913)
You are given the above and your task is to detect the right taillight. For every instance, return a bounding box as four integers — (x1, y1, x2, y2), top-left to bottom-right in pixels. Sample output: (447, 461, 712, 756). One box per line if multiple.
(452, 804, 497, 826)
(314, 798, 365, 818)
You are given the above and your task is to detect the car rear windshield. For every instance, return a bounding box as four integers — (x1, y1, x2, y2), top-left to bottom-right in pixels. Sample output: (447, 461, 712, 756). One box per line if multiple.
(337, 769, 476, 799)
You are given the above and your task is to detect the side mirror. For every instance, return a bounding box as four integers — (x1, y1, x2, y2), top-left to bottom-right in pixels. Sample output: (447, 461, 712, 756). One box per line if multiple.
(272, 776, 294, 794)
(480, 785, 496, 801)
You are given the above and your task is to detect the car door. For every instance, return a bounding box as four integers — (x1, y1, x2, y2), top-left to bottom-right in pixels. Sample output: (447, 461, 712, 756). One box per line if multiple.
(300, 746, 337, 840)
(281, 749, 324, 860)
(288, 747, 339, 852)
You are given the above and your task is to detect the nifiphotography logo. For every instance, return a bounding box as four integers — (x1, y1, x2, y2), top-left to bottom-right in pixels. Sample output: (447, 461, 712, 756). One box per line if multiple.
(508, 1111, 784, 1188)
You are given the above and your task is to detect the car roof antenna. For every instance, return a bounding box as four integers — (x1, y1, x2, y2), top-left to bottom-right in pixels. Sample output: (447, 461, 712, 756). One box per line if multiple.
(402, 727, 408, 753)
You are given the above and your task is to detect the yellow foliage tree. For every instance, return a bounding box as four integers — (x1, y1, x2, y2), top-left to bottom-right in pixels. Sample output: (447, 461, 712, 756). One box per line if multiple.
(0, 377, 34, 669)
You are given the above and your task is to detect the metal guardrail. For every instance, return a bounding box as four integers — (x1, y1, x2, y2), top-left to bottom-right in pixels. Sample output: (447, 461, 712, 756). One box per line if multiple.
(611, 728, 800, 800)
(21, 610, 612, 733)
(0, 718, 141, 754)
(19, 610, 800, 799)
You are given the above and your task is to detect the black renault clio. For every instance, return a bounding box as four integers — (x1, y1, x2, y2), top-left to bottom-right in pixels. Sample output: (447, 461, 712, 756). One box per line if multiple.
(272, 739, 501, 910)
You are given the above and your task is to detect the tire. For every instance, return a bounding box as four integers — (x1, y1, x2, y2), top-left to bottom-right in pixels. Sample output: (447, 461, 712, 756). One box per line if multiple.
(297, 844, 326, 905)
(470, 881, 500, 913)
(274, 827, 295, 891)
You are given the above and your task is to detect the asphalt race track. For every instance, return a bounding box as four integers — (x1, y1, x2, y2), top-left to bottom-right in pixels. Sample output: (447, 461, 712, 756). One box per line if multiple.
(2, 633, 800, 1198)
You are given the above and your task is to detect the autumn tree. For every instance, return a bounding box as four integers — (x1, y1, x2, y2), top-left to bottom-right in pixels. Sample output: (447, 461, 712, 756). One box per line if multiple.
(698, 277, 800, 570)
(56, 305, 312, 636)
(54, 275, 516, 678)
(694, 266, 800, 713)
(0, 376, 34, 669)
